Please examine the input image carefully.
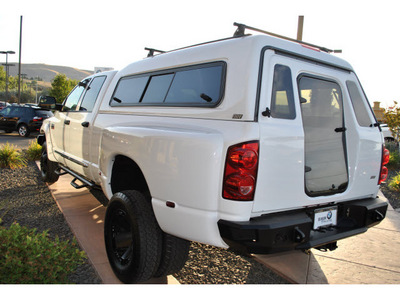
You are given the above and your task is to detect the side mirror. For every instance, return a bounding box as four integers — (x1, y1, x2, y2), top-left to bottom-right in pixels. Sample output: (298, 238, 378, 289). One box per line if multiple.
(39, 96, 57, 109)
(78, 79, 90, 88)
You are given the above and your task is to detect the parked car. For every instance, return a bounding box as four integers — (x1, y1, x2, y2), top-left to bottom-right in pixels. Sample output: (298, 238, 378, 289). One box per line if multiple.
(0, 105, 53, 137)
(380, 123, 397, 143)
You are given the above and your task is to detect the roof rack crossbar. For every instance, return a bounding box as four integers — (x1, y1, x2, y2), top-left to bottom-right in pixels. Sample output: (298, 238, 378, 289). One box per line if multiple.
(145, 47, 166, 57)
(233, 22, 342, 54)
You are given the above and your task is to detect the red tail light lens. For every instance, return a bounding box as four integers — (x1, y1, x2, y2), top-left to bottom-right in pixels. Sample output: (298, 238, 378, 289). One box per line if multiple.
(379, 147, 390, 184)
(223, 141, 259, 201)
(33, 116, 43, 122)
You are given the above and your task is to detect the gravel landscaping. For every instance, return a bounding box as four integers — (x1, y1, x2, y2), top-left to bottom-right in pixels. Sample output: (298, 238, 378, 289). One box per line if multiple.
(1, 160, 398, 284)
(0, 161, 101, 284)
(0, 161, 289, 284)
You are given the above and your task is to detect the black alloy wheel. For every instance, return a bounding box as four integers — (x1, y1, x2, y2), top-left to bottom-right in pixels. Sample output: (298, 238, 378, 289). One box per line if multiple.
(104, 190, 162, 283)
(18, 124, 30, 137)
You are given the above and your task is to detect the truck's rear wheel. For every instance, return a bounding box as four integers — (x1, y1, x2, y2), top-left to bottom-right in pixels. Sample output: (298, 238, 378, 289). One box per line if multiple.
(104, 190, 162, 283)
(154, 233, 190, 278)
(40, 142, 59, 184)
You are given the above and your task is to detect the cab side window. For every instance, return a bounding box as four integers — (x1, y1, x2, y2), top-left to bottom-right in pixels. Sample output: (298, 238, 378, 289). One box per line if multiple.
(62, 85, 86, 112)
(79, 76, 107, 112)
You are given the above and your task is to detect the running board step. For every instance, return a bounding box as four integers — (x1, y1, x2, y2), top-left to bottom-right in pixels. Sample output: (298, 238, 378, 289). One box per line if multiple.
(57, 165, 96, 189)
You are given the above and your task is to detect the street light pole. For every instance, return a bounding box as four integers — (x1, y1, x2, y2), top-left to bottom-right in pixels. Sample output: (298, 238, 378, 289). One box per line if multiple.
(0, 50, 16, 102)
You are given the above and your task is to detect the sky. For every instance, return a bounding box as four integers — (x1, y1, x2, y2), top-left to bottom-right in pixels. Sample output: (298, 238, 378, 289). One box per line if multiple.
(1, 0, 399, 108)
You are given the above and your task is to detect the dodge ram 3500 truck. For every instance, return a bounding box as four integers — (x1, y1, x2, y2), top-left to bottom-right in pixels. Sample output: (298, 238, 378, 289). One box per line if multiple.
(38, 23, 389, 283)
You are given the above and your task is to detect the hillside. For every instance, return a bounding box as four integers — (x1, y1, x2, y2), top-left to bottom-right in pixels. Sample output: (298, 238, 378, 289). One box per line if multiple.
(7, 63, 93, 82)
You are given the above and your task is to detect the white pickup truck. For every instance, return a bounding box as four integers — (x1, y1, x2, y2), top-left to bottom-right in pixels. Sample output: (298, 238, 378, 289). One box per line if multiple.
(38, 24, 389, 283)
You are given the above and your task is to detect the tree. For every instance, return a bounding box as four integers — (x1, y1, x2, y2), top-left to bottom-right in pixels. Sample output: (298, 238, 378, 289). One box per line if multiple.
(48, 74, 78, 103)
(0, 66, 6, 90)
(384, 102, 400, 143)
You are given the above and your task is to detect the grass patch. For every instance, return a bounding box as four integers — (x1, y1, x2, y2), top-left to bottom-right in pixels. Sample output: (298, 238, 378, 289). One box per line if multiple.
(0, 143, 27, 169)
(24, 140, 42, 161)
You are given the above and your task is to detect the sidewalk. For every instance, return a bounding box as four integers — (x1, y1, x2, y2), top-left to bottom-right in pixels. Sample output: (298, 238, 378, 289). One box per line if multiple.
(254, 190, 400, 284)
(44, 163, 400, 284)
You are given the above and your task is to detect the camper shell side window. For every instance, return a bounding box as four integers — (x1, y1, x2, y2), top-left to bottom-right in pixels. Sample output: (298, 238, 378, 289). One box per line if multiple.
(110, 62, 226, 107)
(346, 80, 375, 127)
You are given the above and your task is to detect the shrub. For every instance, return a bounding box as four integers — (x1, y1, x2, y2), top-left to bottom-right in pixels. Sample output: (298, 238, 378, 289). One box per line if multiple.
(25, 140, 42, 161)
(0, 220, 86, 283)
(386, 147, 400, 169)
(389, 172, 400, 192)
(0, 143, 27, 169)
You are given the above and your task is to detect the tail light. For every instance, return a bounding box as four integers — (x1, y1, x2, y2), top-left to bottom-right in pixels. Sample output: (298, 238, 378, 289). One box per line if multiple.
(379, 147, 390, 184)
(33, 116, 43, 122)
(223, 141, 259, 201)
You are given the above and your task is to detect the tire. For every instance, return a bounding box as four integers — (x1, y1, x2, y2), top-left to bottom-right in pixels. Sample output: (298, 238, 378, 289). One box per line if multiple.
(40, 142, 60, 184)
(104, 190, 162, 283)
(18, 124, 30, 137)
(154, 233, 190, 278)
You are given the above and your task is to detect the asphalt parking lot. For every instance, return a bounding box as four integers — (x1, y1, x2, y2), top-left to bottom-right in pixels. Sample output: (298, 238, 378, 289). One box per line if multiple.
(0, 131, 37, 149)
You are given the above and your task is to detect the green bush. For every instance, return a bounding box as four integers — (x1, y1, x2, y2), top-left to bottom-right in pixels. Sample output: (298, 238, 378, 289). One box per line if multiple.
(387, 149, 400, 169)
(0, 143, 27, 169)
(0, 220, 86, 283)
(389, 172, 400, 192)
(24, 140, 42, 161)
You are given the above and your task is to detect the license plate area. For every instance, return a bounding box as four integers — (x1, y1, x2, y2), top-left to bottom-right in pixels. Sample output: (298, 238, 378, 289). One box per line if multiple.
(313, 206, 338, 230)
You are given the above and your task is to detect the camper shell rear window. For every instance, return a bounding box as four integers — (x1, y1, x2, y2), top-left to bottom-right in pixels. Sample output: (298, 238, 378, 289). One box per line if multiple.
(110, 62, 226, 107)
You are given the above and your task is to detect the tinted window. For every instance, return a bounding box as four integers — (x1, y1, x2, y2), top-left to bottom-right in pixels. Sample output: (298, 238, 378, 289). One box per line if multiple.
(1, 107, 11, 115)
(141, 74, 174, 103)
(9, 107, 24, 116)
(270, 65, 296, 119)
(299, 76, 347, 197)
(346, 81, 373, 127)
(112, 76, 149, 105)
(80, 76, 107, 112)
(35, 110, 53, 118)
(63, 85, 85, 112)
(110, 62, 225, 107)
(165, 66, 223, 105)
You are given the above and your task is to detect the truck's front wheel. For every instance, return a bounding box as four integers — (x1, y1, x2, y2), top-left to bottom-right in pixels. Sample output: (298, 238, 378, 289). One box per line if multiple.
(40, 142, 59, 184)
(104, 190, 162, 283)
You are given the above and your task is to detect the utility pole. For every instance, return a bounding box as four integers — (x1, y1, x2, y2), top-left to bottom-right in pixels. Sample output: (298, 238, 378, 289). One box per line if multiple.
(17, 15, 23, 104)
(297, 15, 304, 41)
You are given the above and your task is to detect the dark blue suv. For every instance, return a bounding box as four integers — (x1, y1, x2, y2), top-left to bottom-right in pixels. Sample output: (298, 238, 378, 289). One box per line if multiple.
(0, 105, 53, 137)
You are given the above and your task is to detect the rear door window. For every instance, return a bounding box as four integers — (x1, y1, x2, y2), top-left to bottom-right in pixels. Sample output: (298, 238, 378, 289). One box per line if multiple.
(79, 76, 107, 112)
(299, 75, 348, 196)
(62, 85, 85, 112)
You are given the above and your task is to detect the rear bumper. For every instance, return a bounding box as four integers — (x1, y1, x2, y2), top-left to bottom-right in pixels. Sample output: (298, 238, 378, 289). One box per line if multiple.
(218, 197, 388, 254)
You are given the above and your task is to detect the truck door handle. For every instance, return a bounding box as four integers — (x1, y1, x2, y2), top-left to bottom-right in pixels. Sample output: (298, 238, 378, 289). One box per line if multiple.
(64, 120, 70, 125)
(334, 127, 346, 132)
(81, 121, 89, 127)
